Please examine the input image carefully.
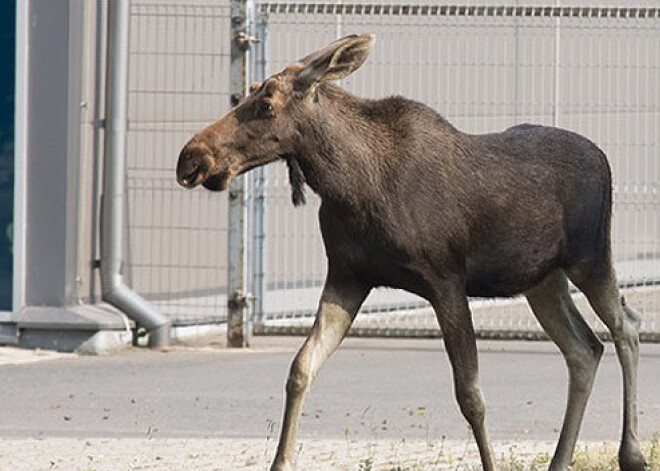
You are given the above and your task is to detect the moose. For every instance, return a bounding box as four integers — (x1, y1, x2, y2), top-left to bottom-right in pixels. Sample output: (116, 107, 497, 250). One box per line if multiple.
(176, 35, 646, 471)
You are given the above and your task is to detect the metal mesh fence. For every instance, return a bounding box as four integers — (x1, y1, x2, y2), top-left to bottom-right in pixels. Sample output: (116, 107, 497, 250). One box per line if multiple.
(126, 1, 232, 325)
(251, 3, 660, 339)
(123, 1, 660, 338)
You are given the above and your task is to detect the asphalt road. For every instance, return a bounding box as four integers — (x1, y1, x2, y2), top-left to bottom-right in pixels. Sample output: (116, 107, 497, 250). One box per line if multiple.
(1, 337, 659, 444)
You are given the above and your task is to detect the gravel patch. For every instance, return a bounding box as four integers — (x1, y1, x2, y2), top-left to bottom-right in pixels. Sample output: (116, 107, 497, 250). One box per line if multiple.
(0, 437, 565, 471)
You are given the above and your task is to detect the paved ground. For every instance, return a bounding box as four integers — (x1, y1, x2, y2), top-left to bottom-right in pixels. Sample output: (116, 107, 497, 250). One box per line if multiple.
(0, 337, 659, 470)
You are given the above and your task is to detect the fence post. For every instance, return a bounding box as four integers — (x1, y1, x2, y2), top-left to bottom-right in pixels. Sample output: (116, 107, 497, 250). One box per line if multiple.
(227, 0, 251, 348)
(251, 9, 268, 332)
(553, 0, 561, 127)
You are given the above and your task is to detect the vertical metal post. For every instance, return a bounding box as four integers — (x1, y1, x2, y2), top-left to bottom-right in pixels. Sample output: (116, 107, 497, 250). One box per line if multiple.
(513, 0, 520, 121)
(12, 0, 28, 317)
(251, 10, 268, 330)
(90, 0, 107, 304)
(335, 0, 343, 38)
(553, 0, 561, 127)
(227, 0, 250, 348)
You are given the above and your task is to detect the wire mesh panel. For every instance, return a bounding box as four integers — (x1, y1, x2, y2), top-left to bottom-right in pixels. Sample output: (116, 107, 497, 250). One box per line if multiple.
(126, 1, 232, 325)
(252, 3, 660, 339)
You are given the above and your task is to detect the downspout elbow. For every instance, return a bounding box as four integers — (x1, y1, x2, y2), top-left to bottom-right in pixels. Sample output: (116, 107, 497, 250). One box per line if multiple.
(100, 268, 171, 348)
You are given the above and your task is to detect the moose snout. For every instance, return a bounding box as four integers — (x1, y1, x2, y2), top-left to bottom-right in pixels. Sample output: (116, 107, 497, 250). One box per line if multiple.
(176, 144, 215, 189)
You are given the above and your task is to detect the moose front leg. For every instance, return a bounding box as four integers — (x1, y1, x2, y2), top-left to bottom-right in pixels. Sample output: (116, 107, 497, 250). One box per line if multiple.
(432, 282, 496, 471)
(271, 270, 370, 471)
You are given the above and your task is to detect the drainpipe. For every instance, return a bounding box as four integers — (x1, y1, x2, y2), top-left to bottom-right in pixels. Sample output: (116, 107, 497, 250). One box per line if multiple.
(100, 0, 171, 348)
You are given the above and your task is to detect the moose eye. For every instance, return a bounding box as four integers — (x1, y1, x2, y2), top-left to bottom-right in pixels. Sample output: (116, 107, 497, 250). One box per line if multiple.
(258, 101, 274, 118)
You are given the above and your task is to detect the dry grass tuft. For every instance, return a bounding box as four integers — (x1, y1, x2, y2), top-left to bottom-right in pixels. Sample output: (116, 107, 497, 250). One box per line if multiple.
(355, 434, 660, 471)
(570, 435, 660, 471)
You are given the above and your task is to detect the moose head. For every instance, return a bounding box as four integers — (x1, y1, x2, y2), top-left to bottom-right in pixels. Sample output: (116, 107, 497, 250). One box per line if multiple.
(176, 34, 376, 203)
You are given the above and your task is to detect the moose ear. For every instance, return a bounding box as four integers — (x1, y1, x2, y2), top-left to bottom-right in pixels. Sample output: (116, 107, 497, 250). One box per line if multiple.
(296, 34, 376, 90)
(249, 82, 262, 95)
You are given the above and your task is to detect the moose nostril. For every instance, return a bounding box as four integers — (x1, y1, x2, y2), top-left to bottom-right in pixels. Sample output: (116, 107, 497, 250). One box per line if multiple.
(182, 164, 200, 182)
(178, 162, 203, 187)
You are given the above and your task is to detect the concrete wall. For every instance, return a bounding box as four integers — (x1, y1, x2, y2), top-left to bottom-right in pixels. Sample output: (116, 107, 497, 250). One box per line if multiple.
(24, 0, 85, 306)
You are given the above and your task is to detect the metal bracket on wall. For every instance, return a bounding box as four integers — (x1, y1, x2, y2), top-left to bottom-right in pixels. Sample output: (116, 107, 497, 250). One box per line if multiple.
(235, 32, 260, 51)
(228, 290, 249, 311)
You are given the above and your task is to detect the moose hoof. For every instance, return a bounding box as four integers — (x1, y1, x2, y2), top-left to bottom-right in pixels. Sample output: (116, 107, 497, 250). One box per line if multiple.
(270, 461, 293, 471)
(619, 443, 647, 471)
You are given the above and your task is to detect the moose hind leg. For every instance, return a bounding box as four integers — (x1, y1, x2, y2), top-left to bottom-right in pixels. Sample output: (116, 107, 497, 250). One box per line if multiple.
(270, 271, 369, 471)
(525, 270, 604, 470)
(569, 267, 646, 471)
(432, 285, 495, 471)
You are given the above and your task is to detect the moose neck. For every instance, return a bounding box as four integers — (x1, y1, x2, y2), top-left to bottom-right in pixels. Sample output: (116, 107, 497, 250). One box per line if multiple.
(292, 84, 394, 210)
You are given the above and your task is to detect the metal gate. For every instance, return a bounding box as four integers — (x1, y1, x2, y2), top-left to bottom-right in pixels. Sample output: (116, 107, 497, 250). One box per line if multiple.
(247, 3, 660, 339)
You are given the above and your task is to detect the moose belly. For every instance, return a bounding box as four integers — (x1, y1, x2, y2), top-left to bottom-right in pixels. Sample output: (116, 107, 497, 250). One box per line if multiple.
(464, 236, 564, 298)
(465, 267, 552, 298)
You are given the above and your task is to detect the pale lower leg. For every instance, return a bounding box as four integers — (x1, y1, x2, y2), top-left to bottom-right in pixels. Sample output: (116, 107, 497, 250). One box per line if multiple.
(271, 279, 368, 471)
(572, 269, 646, 471)
(526, 270, 603, 470)
(455, 380, 495, 471)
